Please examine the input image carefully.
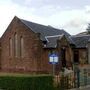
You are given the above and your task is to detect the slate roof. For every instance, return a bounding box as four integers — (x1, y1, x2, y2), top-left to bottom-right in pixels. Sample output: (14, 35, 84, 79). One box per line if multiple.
(21, 19, 70, 41)
(44, 34, 75, 48)
(70, 35, 90, 48)
(20, 18, 90, 48)
(45, 35, 63, 48)
(66, 36, 75, 45)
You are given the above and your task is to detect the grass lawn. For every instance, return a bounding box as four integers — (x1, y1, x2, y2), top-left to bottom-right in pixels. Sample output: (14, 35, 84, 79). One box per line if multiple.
(0, 72, 54, 90)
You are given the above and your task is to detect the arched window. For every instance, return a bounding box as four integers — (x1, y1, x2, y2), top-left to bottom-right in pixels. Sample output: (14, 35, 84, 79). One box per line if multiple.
(9, 38, 12, 56)
(14, 33, 18, 57)
(20, 36, 24, 58)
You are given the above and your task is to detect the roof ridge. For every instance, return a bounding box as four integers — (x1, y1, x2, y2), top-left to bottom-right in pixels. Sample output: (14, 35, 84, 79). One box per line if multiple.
(21, 19, 63, 31)
(45, 34, 63, 38)
(21, 19, 46, 27)
(71, 34, 90, 37)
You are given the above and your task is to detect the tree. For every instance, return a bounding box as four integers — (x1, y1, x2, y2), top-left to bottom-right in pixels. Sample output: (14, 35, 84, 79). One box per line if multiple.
(86, 23, 90, 34)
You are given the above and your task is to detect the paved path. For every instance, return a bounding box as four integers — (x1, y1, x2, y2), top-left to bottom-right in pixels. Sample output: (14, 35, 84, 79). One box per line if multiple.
(70, 85, 90, 90)
(81, 87, 90, 90)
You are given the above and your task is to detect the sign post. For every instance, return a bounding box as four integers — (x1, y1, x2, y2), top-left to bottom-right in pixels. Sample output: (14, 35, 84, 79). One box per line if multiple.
(49, 54, 58, 76)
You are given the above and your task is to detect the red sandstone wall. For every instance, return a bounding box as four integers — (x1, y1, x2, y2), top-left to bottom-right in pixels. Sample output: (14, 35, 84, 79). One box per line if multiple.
(0, 16, 58, 74)
(0, 17, 42, 73)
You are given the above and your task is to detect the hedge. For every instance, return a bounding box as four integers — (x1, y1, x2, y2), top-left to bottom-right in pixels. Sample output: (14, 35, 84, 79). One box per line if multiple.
(0, 75, 55, 90)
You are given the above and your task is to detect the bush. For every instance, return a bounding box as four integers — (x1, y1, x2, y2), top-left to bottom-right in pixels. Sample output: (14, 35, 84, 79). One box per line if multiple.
(0, 75, 55, 90)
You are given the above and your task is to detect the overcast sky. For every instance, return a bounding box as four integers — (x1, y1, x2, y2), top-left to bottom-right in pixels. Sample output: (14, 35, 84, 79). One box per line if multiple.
(0, 0, 90, 36)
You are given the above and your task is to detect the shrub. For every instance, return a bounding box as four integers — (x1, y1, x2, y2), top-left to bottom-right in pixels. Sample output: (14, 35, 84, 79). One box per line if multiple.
(0, 75, 55, 90)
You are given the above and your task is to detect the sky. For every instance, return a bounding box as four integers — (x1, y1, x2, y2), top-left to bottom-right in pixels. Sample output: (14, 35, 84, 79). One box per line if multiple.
(0, 0, 90, 36)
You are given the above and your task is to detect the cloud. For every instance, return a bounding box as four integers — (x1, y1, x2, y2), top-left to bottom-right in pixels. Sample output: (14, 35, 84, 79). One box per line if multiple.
(85, 5, 90, 14)
(12, 0, 90, 9)
(63, 18, 87, 35)
(61, 8, 90, 34)
(0, 0, 90, 36)
(39, 7, 90, 35)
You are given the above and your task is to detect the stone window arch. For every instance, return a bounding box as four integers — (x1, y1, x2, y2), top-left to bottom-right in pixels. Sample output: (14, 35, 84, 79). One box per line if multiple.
(14, 33, 18, 57)
(20, 36, 24, 58)
(9, 37, 13, 57)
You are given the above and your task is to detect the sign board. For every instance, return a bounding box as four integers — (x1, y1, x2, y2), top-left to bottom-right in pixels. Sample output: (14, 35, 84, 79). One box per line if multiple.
(49, 54, 58, 64)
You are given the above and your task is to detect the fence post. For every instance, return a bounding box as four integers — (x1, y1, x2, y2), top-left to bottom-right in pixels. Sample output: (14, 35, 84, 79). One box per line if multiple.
(84, 69, 87, 86)
(74, 63, 80, 88)
(77, 69, 80, 88)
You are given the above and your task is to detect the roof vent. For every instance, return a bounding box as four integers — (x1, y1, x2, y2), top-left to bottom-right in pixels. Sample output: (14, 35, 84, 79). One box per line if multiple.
(48, 25, 54, 28)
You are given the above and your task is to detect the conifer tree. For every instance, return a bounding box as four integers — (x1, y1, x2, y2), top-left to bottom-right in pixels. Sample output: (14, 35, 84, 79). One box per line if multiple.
(86, 23, 90, 34)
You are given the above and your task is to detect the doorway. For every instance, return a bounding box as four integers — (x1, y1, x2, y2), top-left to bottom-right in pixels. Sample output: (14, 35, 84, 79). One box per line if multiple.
(73, 50, 79, 63)
(61, 47, 66, 67)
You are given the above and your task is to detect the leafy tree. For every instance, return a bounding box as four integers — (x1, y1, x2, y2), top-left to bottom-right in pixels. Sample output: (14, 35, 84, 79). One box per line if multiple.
(86, 23, 90, 34)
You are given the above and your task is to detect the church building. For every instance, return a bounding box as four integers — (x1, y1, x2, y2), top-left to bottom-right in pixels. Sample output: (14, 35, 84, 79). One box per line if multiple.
(0, 16, 90, 74)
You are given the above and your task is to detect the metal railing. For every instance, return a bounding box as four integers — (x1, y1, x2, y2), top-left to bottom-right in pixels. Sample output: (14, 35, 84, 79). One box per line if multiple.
(54, 68, 90, 89)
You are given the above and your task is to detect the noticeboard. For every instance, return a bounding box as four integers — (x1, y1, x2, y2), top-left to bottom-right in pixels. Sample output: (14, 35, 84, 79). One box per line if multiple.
(49, 54, 58, 64)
